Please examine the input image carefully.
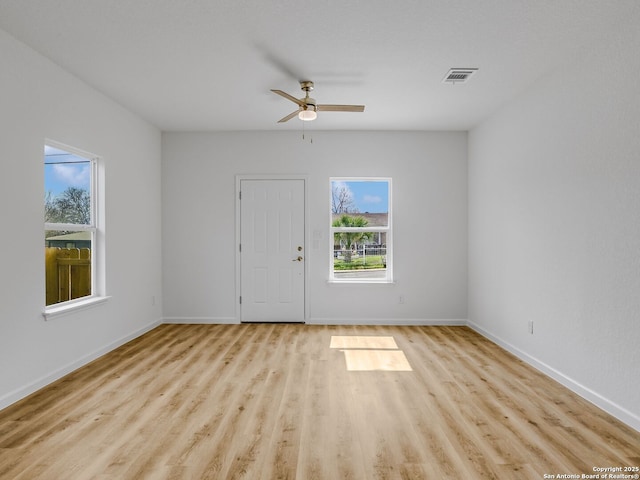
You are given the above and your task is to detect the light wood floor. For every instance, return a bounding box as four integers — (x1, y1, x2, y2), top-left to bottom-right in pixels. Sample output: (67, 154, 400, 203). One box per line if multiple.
(0, 324, 638, 479)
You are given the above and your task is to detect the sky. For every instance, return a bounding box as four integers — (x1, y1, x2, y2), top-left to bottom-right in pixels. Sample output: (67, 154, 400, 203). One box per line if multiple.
(332, 179, 389, 213)
(44, 145, 91, 196)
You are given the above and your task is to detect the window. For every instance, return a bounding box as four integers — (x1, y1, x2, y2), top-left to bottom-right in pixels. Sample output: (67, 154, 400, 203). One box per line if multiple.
(44, 142, 98, 308)
(330, 178, 392, 283)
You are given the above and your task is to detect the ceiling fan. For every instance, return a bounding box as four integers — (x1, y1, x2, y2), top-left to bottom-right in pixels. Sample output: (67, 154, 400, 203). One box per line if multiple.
(271, 81, 365, 123)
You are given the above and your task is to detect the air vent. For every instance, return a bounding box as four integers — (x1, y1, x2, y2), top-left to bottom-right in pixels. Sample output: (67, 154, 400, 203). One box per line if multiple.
(442, 68, 478, 84)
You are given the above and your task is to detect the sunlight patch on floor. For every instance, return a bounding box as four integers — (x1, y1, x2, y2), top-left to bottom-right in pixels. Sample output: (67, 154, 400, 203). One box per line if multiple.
(329, 335, 398, 349)
(342, 349, 413, 371)
(330, 335, 413, 371)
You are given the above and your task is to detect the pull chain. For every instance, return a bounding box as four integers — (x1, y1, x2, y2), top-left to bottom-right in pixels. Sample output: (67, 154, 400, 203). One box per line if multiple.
(301, 121, 313, 143)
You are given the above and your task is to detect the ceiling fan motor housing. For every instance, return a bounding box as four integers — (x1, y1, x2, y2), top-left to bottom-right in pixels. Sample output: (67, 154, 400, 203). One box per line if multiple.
(300, 81, 314, 92)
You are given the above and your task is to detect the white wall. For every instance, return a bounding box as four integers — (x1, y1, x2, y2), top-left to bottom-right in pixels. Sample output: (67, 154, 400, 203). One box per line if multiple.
(0, 29, 163, 408)
(162, 131, 467, 324)
(468, 17, 640, 429)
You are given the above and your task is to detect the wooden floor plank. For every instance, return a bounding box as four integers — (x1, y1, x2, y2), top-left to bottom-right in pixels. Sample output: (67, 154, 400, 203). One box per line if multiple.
(0, 324, 638, 479)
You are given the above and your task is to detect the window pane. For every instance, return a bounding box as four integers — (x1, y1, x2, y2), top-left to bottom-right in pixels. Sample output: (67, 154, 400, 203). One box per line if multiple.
(333, 235, 387, 280)
(45, 230, 92, 306)
(44, 146, 92, 225)
(331, 180, 389, 225)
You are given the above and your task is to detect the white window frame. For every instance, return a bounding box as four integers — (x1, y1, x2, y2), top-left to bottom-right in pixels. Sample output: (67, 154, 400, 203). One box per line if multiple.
(329, 177, 393, 284)
(44, 140, 108, 319)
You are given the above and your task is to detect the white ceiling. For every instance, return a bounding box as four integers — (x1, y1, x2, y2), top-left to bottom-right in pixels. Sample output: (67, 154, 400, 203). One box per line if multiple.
(0, 0, 637, 131)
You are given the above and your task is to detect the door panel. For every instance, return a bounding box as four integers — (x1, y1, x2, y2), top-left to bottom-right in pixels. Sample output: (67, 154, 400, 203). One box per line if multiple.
(240, 179, 305, 322)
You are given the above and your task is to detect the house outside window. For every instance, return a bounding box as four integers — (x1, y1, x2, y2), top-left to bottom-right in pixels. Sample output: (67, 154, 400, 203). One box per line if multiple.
(44, 142, 98, 307)
(330, 178, 392, 283)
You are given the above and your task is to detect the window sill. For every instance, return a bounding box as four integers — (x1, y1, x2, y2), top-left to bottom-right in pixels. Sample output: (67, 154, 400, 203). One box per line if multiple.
(327, 279, 395, 285)
(43, 296, 111, 320)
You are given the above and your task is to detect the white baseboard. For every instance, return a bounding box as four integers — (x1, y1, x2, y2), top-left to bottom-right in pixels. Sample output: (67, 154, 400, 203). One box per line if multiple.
(306, 317, 467, 326)
(468, 320, 640, 433)
(0, 319, 161, 411)
(163, 317, 239, 324)
(162, 317, 466, 326)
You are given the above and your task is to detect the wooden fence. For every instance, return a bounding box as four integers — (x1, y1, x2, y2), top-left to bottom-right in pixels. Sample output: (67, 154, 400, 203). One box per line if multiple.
(45, 247, 91, 306)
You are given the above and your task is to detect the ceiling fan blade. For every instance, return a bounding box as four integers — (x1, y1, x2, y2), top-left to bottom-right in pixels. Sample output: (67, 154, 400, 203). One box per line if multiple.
(277, 110, 300, 123)
(255, 43, 305, 80)
(271, 89, 305, 107)
(317, 104, 365, 112)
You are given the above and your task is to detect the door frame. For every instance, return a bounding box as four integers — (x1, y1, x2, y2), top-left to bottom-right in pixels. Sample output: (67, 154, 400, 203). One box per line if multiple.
(235, 174, 309, 323)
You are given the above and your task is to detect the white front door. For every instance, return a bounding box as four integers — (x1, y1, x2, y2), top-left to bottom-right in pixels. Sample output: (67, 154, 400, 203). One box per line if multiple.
(239, 179, 305, 322)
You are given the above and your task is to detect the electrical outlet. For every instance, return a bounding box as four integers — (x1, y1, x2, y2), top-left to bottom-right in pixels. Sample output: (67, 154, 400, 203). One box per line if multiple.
(398, 295, 405, 304)
(528, 321, 534, 334)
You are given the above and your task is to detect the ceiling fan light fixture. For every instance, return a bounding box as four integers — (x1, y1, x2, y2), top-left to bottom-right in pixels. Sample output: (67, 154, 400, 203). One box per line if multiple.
(298, 108, 317, 121)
